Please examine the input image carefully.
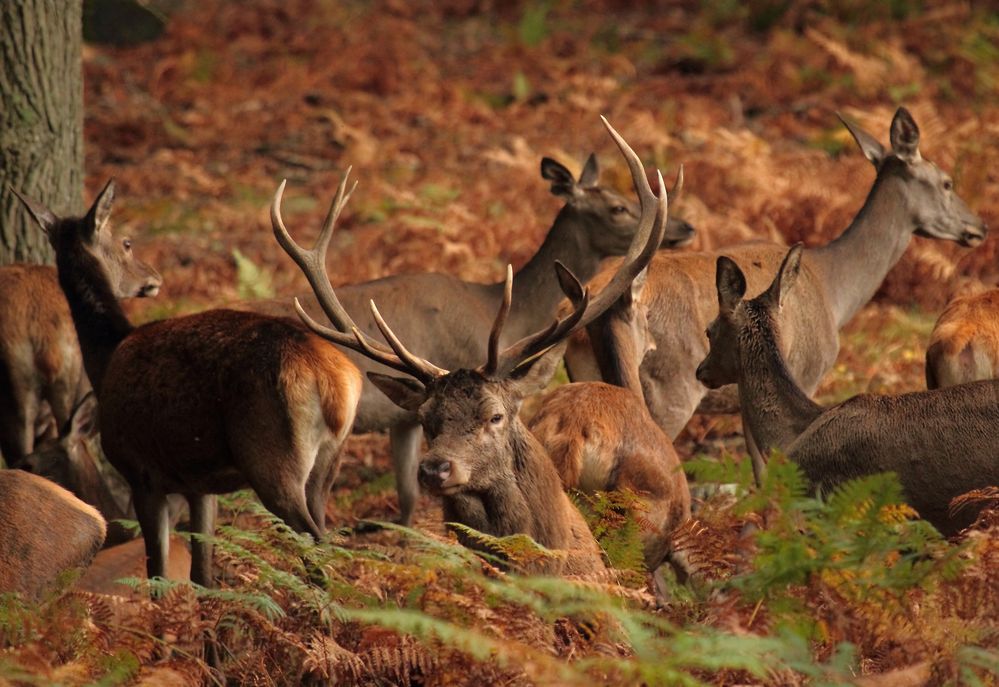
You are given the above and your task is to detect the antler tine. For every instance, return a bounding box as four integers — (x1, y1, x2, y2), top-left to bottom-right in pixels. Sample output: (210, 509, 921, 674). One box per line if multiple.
(483, 265, 513, 376)
(272, 174, 446, 383)
(492, 121, 669, 375)
(369, 301, 449, 380)
(673, 163, 684, 200)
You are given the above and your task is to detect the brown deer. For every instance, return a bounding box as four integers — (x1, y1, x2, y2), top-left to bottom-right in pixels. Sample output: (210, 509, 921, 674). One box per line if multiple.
(0, 468, 106, 598)
(246, 152, 691, 527)
(0, 256, 158, 467)
(696, 244, 999, 536)
(14, 180, 363, 587)
(272, 118, 669, 577)
(528, 381, 691, 574)
(925, 266, 999, 389)
(571, 108, 987, 482)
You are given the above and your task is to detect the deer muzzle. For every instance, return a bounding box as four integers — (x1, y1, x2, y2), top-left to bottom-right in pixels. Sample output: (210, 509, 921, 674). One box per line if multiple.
(418, 457, 466, 495)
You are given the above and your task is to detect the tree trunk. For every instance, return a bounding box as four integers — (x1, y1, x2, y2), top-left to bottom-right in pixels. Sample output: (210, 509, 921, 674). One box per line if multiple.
(0, 1, 83, 265)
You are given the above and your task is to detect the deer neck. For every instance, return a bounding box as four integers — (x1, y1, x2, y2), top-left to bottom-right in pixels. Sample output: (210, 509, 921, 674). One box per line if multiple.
(587, 313, 645, 400)
(55, 246, 133, 397)
(738, 315, 823, 455)
(809, 174, 913, 328)
(499, 207, 601, 341)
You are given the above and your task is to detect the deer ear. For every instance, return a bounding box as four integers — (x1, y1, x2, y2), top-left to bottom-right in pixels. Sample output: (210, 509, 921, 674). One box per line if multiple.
(10, 187, 59, 240)
(764, 244, 804, 309)
(623, 266, 648, 307)
(84, 179, 115, 239)
(838, 112, 885, 168)
(541, 157, 579, 198)
(889, 107, 920, 163)
(68, 392, 99, 440)
(715, 256, 747, 314)
(367, 372, 427, 412)
(510, 341, 566, 396)
(577, 153, 599, 187)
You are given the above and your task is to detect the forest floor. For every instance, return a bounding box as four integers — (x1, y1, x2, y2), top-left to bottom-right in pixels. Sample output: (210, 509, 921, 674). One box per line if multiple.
(3, 1, 998, 685)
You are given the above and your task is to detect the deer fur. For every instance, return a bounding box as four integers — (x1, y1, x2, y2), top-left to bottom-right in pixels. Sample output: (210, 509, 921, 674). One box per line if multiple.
(15, 181, 363, 586)
(0, 469, 106, 598)
(247, 153, 692, 526)
(926, 288, 999, 389)
(697, 244, 999, 536)
(571, 108, 987, 481)
(529, 381, 691, 572)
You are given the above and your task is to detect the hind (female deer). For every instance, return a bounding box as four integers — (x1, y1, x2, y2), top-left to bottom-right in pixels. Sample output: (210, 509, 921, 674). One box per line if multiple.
(696, 244, 999, 536)
(15, 181, 362, 586)
(272, 118, 669, 577)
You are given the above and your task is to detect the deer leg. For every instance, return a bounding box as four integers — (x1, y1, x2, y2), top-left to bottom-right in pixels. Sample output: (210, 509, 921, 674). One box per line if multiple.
(188, 494, 217, 587)
(250, 474, 323, 540)
(390, 421, 423, 526)
(133, 490, 170, 581)
(305, 439, 341, 534)
(0, 392, 37, 467)
(742, 412, 766, 487)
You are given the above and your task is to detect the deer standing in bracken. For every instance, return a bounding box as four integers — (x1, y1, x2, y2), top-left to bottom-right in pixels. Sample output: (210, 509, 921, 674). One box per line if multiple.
(272, 118, 669, 578)
(571, 108, 986, 482)
(15, 181, 362, 586)
(248, 151, 692, 527)
(696, 244, 999, 536)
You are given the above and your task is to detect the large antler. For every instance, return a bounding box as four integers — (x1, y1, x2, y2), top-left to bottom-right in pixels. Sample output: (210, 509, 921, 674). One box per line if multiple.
(483, 116, 669, 376)
(271, 172, 448, 383)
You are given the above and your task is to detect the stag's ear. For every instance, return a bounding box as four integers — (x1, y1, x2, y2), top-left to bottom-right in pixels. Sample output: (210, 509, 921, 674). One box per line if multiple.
(541, 157, 580, 198)
(67, 392, 99, 441)
(716, 256, 747, 314)
(763, 244, 804, 310)
(889, 107, 920, 163)
(84, 179, 116, 241)
(10, 187, 59, 240)
(509, 342, 567, 396)
(577, 153, 599, 187)
(838, 112, 885, 168)
(367, 373, 427, 412)
(625, 266, 649, 307)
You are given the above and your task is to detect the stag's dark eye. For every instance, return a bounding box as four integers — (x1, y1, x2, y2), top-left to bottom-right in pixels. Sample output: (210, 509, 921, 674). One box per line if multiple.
(610, 205, 628, 215)
(489, 413, 503, 425)
(122, 239, 132, 250)
(943, 180, 953, 191)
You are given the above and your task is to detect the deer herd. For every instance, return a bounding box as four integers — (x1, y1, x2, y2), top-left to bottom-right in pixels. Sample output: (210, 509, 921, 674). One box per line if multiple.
(0, 109, 996, 605)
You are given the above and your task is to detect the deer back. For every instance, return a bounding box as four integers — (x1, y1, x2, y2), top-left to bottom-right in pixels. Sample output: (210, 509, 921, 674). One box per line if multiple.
(0, 264, 86, 464)
(0, 469, 106, 598)
(926, 289, 999, 389)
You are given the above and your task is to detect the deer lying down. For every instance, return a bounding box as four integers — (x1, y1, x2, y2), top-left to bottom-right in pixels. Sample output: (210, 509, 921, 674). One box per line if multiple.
(246, 151, 692, 528)
(696, 245, 999, 536)
(15, 182, 363, 587)
(926, 286, 999, 390)
(0, 469, 106, 598)
(529, 382, 691, 573)
(272, 117, 670, 578)
(572, 108, 987, 483)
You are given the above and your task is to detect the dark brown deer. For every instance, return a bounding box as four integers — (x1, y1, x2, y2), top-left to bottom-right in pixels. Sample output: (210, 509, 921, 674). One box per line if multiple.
(247, 152, 691, 527)
(696, 244, 999, 536)
(0, 254, 159, 467)
(272, 118, 669, 577)
(573, 108, 987, 482)
(0, 468, 106, 598)
(14, 181, 363, 586)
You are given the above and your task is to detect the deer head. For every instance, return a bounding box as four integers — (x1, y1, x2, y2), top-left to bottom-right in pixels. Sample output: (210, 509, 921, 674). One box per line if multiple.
(840, 107, 986, 247)
(13, 180, 162, 298)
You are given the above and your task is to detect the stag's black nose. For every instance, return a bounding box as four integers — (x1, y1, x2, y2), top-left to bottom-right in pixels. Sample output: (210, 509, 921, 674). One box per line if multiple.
(418, 459, 451, 489)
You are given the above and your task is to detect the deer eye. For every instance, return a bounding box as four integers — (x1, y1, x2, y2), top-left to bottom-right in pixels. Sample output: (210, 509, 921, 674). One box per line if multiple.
(122, 238, 132, 251)
(610, 205, 628, 215)
(942, 179, 953, 191)
(489, 413, 503, 425)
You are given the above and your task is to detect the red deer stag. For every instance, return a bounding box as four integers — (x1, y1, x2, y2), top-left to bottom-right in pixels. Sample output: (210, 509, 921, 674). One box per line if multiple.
(14, 181, 363, 587)
(0, 469, 106, 598)
(925, 271, 999, 389)
(0, 256, 158, 467)
(247, 151, 690, 527)
(696, 244, 999, 536)
(572, 108, 987, 482)
(272, 118, 669, 577)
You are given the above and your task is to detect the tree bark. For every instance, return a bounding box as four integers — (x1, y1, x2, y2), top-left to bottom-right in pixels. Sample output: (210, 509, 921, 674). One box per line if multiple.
(0, 1, 83, 265)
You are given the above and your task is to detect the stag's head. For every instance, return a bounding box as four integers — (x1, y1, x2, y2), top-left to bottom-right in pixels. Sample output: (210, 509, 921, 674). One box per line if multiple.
(273, 118, 669, 500)
(840, 107, 986, 248)
(14, 180, 162, 298)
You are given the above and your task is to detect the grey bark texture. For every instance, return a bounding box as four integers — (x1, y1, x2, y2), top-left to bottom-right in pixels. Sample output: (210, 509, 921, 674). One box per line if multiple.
(0, 0, 83, 265)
